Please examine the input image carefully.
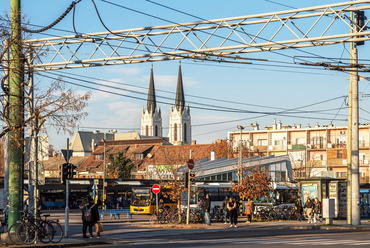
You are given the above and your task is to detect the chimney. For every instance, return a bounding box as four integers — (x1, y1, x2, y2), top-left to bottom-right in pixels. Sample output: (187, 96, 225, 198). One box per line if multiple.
(297, 124, 301, 129)
(210, 150, 216, 161)
(191, 140, 197, 145)
(92, 139, 95, 152)
(307, 123, 311, 128)
(273, 119, 277, 130)
(315, 122, 320, 128)
(277, 120, 282, 129)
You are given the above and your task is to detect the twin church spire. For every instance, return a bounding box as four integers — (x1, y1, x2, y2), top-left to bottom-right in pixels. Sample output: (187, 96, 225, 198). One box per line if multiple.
(141, 62, 191, 145)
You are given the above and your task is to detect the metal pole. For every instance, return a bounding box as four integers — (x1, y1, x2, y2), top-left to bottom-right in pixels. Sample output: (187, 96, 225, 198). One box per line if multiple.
(65, 138, 70, 237)
(347, 2, 354, 225)
(351, 17, 360, 225)
(8, 0, 24, 227)
(28, 48, 36, 217)
(103, 133, 106, 209)
(239, 128, 243, 184)
(3, 37, 9, 213)
(65, 180, 69, 237)
(186, 168, 191, 225)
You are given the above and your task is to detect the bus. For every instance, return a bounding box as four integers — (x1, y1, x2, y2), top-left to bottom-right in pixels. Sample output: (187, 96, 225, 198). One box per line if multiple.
(195, 182, 298, 208)
(130, 187, 177, 214)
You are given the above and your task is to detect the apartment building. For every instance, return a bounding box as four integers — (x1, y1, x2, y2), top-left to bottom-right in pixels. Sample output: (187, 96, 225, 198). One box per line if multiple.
(228, 120, 370, 182)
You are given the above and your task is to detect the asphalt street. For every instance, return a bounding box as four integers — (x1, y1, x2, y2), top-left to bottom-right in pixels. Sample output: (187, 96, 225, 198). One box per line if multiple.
(4, 210, 370, 248)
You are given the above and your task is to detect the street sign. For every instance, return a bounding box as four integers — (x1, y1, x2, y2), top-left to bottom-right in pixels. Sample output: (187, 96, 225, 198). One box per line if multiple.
(187, 159, 194, 170)
(61, 149, 73, 163)
(152, 184, 161, 194)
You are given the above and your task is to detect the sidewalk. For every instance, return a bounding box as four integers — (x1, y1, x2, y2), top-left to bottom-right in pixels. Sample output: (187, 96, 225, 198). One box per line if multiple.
(3, 217, 370, 247)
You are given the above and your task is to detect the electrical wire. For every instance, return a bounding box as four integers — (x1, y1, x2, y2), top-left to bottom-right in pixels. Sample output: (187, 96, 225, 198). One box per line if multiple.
(38, 70, 349, 118)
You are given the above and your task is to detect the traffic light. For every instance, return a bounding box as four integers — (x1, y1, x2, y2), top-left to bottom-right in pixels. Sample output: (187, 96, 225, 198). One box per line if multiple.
(68, 163, 77, 179)
(190, 173, 195, 183)
(184, 172, 189, 188)
(62, 163, 69, 184)
(355, 11, 367, 46)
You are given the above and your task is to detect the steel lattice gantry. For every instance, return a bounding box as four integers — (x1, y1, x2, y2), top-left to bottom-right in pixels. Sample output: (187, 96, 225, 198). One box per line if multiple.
(24, 0, 370, 71)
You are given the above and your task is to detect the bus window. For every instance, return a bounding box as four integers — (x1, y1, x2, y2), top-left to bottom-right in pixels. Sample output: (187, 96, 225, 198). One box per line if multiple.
(131, 188, 150, 206)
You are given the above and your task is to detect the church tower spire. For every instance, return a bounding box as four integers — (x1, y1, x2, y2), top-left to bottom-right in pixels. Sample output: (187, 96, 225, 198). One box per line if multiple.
(175, 61, 185, 114)
(169, 61, 191, 145)
(141, 65, 162, 137)
(147, 64, 156, 115)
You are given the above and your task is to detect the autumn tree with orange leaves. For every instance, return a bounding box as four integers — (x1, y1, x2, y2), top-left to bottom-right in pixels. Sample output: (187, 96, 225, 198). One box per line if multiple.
(232, 166, 273, 200)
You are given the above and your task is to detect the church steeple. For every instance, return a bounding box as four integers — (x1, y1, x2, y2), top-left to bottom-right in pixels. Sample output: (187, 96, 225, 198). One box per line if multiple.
(147, 64, 156, 115)
(141, 65, 162, 137)
(175, 61, 185, 114)
(169, 62, 191, 145)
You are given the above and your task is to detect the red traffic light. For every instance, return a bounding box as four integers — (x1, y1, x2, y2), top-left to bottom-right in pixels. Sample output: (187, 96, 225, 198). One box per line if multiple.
(190, 173, 195, 178)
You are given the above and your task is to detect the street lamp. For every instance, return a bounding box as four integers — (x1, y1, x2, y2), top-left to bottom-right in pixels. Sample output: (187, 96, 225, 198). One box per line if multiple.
(93, 129, 117, 209)
(237, 123, 257, 185)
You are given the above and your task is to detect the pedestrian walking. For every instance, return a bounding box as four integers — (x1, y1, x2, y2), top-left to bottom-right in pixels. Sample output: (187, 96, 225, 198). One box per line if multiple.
(295, 197, 303, 221)
(80, 196, 101, 238)
(222, 196, 229, 224)
(313, 198, 322, 223)
(228, 197, 238, 228)
(204, 194, 211, 226)
(304, 198, 314, 224)
(245, 198, 253, 223)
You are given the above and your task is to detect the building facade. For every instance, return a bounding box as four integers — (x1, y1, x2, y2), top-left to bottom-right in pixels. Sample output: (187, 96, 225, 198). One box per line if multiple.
(228, 120, 370, 182)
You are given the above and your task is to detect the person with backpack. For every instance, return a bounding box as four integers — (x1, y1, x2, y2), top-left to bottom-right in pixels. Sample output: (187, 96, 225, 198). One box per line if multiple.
(80, 196, 101, 238)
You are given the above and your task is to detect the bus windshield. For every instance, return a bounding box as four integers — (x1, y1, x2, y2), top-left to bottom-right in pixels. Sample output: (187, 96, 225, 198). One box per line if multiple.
(131, 188, 151, 206)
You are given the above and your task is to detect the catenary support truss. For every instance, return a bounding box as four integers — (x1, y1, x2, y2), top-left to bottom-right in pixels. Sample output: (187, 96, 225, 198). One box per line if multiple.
(23, 0, 370, 71)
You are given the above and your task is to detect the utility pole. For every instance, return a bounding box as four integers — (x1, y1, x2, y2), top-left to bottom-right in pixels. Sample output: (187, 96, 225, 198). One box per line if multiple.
(347, 4, 354, 225)
(3, 38, 9, 214)
(351, 6, 360, 225)
(8, 0, 24, 227)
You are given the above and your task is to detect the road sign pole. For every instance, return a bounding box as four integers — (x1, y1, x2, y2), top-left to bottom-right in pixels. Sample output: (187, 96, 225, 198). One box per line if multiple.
(65, 180, 69, 237)
(186, 168, 191, 225)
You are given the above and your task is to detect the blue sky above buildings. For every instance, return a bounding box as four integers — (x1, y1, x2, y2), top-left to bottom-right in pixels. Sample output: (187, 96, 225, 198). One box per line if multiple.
(2, 0, 370, 151)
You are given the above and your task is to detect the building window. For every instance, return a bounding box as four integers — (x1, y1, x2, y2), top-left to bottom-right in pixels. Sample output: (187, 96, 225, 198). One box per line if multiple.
(155, 125, 158, 137)
(258, 139, 267, 146)
(94, 154, 103, 160)
(337, 150, 343, 159)
(174, 123, 178, 141)
(184, 123, 187, 143)
(135, 153, 144, 160)
(269, 162, 287, 182)
(146, 125, 149, 136)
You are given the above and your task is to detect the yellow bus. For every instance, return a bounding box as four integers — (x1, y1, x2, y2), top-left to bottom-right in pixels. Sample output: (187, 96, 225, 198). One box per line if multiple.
(130, 187, 176, 214)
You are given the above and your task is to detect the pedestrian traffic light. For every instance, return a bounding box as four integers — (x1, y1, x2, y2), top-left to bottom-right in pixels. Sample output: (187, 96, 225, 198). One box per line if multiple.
(62, 163, 69, 184)
(355, 11, 367, 45)
(190, 173, 195, 183)
(184, 172, 189, 188)
(68, 163, 77, 179)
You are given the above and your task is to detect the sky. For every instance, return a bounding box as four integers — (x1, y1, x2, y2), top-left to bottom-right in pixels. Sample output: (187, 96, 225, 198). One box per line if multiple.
(2, 0, 370, 152)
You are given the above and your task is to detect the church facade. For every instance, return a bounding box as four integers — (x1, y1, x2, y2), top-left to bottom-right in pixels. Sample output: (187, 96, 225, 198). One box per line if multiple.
(141, 63, 191, 145)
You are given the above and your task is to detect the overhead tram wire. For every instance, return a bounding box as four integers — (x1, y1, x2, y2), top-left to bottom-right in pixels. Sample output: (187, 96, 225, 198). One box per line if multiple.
(38, 70, 349, 118)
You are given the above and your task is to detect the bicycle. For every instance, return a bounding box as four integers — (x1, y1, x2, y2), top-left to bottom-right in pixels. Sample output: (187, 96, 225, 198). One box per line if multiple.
(16, 213, 54, 244)
(149, 209, 161, 225)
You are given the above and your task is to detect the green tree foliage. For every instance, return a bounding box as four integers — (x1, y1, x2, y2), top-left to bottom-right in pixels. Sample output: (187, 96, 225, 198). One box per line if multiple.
(108, 152, 134, 179)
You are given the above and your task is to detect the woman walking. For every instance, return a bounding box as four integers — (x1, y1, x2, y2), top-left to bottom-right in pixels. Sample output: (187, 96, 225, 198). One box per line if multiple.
(304, 198, 314, 224)
(245, 198, 253, 223)
(80, 196, 101, 238)
(228, 197, 238, 228)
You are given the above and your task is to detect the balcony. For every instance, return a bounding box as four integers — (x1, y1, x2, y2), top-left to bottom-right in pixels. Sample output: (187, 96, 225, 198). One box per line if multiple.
(328, 143, 347, 149)
(289, 144, 306, 150)
(268, 145, 287, 151)
(307, 144, 325, 150)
